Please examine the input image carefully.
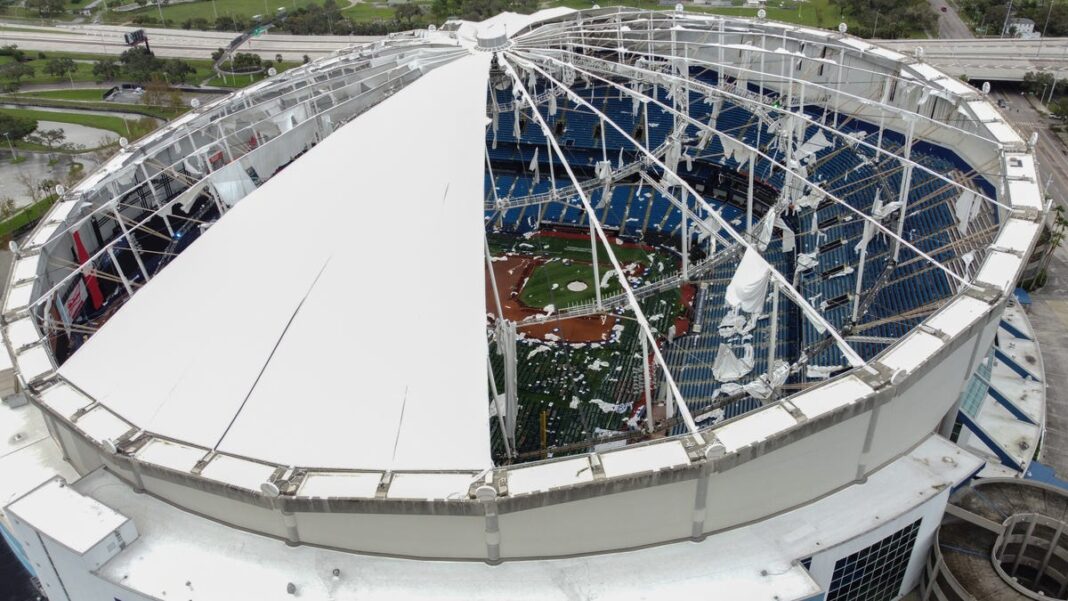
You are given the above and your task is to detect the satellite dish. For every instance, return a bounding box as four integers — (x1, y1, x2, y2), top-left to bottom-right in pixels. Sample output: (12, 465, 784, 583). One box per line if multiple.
(267, 67, 277, 77)
(190, 98, 201, 109)
(102, 439, 119, 454)
(260, 481, 281, 497)
(981, 81, 991, 94)
(757, 8, 766, 18)
(473, 484, 497, 502)
(54, 184, 65, 196)
(675, 3, 684, 12)
(8, 241, 18, 254)
(119, 137, 129, 149)
(890, 369, 907, 386)
(592, 3, 600, 8)
(428, 24, 436, 32)
(915, 46, 925, 59)
(838, 22, 847, 34)
(705, 442, 727, 459)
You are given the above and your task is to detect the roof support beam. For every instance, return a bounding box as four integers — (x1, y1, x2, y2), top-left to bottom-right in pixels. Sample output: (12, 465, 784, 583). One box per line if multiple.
(500, 54, 706, 441)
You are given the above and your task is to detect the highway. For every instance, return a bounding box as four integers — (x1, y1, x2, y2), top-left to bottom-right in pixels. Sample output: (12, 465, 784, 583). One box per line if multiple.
(0, 22, 371, 61)
(877, 37, 1068, 81)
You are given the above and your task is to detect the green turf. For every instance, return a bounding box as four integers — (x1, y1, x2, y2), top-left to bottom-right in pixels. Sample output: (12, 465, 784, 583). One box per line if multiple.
(491, 285, 685, 459)
(0, 107, 159, 144)
(0, 95, 187, 120)
(494, 232, 653, 265)
(0, 195, 58, 242)
(545, 0, 849, 31)
(519, 260, 623, 309)
(20, 88, 108, 101)
(341, 2, 396, 21)
(106, 0, 322, 25)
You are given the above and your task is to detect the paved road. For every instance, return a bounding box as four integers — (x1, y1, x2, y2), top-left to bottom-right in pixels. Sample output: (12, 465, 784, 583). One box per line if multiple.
(877, 37, 1068, 80)
(990, 89, 1068, 478)
(926, 0, 973, 39)
(0, 22, 375, 61)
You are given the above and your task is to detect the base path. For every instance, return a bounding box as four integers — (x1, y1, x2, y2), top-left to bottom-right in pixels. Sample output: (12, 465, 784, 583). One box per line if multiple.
(486, 255, 618, 343)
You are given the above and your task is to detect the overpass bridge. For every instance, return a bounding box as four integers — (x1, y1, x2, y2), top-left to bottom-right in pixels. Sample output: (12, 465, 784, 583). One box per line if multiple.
(1, 22, 1065, 82)
(877, 37, 1068, 82)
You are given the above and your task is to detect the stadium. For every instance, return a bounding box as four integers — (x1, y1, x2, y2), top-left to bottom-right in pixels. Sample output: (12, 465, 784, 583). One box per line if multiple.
(0, 6, 1051, 601)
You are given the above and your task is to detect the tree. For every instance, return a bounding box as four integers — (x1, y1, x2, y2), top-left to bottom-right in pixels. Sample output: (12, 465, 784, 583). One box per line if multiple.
(0, 113, 37, 140)
(1051, 97, 1068, 120)
(0, 44, 27, 62)
(142, 76, 172, 106)
(119, 46, 161, 82)
(28, 128, 67, 154)
(0, 62, 34, 90)
(43, 57, 77, 80)
(395, 2, 423, 26)
(92, 58, 121, 82)
(161, 58, 195, 84)
(230, 52, 262, 72)
(0, 198, 17, 221)
(25, 0, 66, 17)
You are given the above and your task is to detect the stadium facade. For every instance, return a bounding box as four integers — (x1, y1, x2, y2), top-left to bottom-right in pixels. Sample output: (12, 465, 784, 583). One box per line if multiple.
(0, 7, 1051, 600)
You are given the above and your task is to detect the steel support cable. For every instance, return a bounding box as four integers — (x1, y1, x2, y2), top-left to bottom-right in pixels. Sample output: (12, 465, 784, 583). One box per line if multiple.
(36, 52, 445, 250)
(511, 12, 998, 146)
(518, 43, 1010, 212)
(516, 48, 979, 296)
(507, 51, 869, 377)
(500, 54, 707, 441)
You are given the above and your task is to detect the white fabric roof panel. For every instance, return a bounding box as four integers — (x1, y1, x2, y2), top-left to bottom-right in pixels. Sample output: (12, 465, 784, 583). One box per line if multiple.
(59, 52, 494, 472)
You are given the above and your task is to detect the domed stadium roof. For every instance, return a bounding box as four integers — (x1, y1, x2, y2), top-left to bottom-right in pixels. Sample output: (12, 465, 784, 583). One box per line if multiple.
(2, 7, 1042, 560)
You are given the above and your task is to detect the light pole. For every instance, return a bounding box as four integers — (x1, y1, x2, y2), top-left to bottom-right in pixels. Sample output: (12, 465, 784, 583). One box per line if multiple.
(1001, 0, 1014, 37)
(3, 132, 17, 161)
(156, 0, 165, 25)
(1038, 0, 1054, 56)
(211, 0, 218, 20)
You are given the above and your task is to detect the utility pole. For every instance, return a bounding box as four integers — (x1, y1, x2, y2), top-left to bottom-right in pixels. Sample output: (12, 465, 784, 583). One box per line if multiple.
(3, 132, 17, 161)
(1001, 0, 1015, 38)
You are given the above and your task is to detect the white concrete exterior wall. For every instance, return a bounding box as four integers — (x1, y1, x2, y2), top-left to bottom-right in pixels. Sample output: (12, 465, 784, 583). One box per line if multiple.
(806, 487, 950, 599)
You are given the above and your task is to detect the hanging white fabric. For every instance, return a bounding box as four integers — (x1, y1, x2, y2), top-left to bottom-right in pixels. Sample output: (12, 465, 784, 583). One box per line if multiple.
(529, 147, 541, 186)
(796, 189, 823, 209)
(718, 307, 748, 338)
(854, 190, 881, 254)
(726, 247, 771, 314)
(796, 251, 819, 272)
(775, 218, 796, 253)
(874, 200, 903, 220)
(794, 129, 833, 162)
(806, 364, 845, 379)
(954, 190, 978, 235)
(757, 210, 776, 250)
(712, 343, 754, 381)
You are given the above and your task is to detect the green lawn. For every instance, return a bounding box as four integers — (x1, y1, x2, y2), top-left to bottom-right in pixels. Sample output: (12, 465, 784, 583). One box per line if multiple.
(21, 88, 109, 101)
(509, 233, 654, 265)
(1, 51, 225, 86)
(520, 260, 624, 308)
(0, 95, 187, 120)
(341, 2, 396, 21)
(546, 0, 847, 31)
(0, 1, 87, 21)
(0, 107, 158, 145)
(106, 0, 322, 25)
